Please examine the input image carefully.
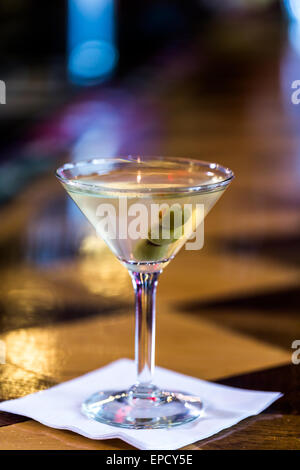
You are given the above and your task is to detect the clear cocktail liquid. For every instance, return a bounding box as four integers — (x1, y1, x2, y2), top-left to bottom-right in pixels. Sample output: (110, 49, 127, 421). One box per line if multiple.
(64, 165, 225, 272)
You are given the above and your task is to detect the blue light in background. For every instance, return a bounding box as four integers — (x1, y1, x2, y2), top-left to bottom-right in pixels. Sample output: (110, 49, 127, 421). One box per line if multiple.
(68, 0, 118, 85)
(288, 21, 300, 56)
(284, 0, 300, 22)
(283, 1, 300, 56)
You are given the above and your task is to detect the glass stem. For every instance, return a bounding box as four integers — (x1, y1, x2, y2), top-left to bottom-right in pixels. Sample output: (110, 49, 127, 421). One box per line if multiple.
(130, 271, 161, 395)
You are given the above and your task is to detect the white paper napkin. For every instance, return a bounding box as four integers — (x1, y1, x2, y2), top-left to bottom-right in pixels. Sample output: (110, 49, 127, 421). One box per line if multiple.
(0, 359, 282, 450)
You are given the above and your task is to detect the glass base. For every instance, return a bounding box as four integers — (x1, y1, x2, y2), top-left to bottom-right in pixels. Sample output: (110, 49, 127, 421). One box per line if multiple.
(81, 387, 203, 429)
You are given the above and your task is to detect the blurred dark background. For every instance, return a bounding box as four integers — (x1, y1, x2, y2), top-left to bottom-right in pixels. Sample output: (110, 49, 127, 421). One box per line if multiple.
(0, 0, 299, 349)
(0, 0, 288, 172)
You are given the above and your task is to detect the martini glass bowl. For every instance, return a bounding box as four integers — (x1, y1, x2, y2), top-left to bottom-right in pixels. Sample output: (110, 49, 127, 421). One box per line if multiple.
(56, 156, 234, 429)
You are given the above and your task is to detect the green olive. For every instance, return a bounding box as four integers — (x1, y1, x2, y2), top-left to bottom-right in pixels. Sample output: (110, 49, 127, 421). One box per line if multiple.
(133, 239, 169, 262)
(148, 205, 192, 246)
(148, 224, 183, 246)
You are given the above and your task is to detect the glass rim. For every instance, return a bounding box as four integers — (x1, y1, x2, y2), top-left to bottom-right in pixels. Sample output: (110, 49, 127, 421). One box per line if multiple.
(55, 156, 234, 194)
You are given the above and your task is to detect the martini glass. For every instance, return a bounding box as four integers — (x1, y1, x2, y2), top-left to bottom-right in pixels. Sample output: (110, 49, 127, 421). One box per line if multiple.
(56, 156, 233, 429)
